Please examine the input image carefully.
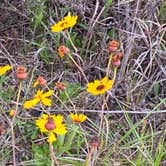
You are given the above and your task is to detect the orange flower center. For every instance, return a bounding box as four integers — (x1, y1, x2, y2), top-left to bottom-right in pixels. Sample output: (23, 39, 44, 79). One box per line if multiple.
(96, 85, 105, 91)
(60, 21, 68, 27)
(36, 94, 42, 100)
(45, 117, 56, 130)
(73, 119, 81, 123)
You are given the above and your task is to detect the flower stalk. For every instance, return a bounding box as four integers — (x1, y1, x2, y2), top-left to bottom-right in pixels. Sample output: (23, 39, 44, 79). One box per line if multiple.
(49, 142, 60, 166)
(106, 53, 113, 78)
(67, 52, 88, 83)
(66, 30, 77, 52)
(11, 81, 23, 166)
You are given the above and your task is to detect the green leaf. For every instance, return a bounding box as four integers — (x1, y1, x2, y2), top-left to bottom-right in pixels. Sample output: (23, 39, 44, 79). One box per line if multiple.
(153, 82, 159, 97)
(32, 143, 51, 166)
(59, 82, 82, 102)
(160, 1, 166, 18)
(105, 0, 113, 9)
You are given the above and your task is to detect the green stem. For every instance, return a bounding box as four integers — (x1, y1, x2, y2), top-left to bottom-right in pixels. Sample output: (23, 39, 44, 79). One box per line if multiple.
(64, 90, 76, 112)
(98, 94, 106, 136)
(15, 81, 22, 114)
(49, 142, 59, 166)
(46, 85, 70, 111)
(11, 81, 23, 166)
(67, 52, 88, 83)
(66, 30, 88, 83)
(112, 67, 117, 84)
(66, 30, 77, 52)
(106, 53, 113, 78)
(65, 125, 78, 148)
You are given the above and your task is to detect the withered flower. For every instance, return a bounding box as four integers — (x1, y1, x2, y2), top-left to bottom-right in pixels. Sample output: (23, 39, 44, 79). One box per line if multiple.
(111, 52, 123, 67)
(55, 82, 66, 91)
(58, 45, 69, 57)
(108, 40, 120, 52)
(16, 66, 28, 80)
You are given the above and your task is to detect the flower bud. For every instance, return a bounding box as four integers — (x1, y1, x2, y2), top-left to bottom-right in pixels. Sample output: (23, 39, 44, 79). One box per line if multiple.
(9, 110, 16, 117)
(111, 52, 123, 67)
(33, 76, 47, 87)
(58, 45, 69, 57)
(16, 66, 28, 80)
(55, 82, 66, 91)
(108, 40, 120, 52)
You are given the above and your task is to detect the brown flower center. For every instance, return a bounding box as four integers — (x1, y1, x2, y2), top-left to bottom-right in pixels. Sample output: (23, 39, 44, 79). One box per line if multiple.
(96, 85, 105, 91)
(45, 117, 56, 130)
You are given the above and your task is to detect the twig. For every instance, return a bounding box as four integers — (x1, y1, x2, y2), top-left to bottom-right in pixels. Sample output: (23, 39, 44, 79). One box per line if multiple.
(48, 109, 166, 114)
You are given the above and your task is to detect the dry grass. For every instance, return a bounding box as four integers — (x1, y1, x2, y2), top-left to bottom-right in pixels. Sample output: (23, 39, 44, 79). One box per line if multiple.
(0, 0, 166, 165)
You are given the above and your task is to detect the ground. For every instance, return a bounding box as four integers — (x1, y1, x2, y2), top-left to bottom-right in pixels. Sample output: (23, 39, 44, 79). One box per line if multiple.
(0, 0, 166, 166)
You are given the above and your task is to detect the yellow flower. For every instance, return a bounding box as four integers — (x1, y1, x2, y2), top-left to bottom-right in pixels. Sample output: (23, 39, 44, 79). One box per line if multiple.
(70, 113, 87, 123)
(51, 13, 78, 33)
(23, 90, 53, 109)
(35, 114, 67, 143)
(0, 65, 12, 76)
(86, 77, 113, 95)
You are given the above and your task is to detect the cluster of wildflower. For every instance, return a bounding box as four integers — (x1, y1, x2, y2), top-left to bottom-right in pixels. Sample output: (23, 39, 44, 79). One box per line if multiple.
(86, 40, 123, 96)
(35, 113, 87, 143)
(0, 12, 124, 147)
(0, 64, 87, 143)
(51, 13, 121, 96)
(23, 75, 87, 143)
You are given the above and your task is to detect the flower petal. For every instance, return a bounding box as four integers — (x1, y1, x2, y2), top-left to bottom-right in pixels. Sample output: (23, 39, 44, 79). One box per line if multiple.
(23, 98, 39, 109)
(51, 13, 78, 33)
(53, 127, 67, 135)
(42, 90, 53, 98)
(35, 120, 48, 133)
(47, 132, 56, 143)
(33, 81, 39, 87)
(41, 98, 52, 106)
(70, 113, 87, 123)
(0, 65, 12, 75)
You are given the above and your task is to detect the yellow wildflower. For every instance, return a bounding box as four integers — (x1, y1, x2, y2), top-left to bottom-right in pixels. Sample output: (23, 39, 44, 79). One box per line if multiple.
(23, 90, 53, 109)
(86, 77, 113, 95)
(51, 13, 78, 33)
(70, 113, 87, 123)
(9, 110, 16, 117)
(35, 114, 67, 143)
(0, 65, 12, 76)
